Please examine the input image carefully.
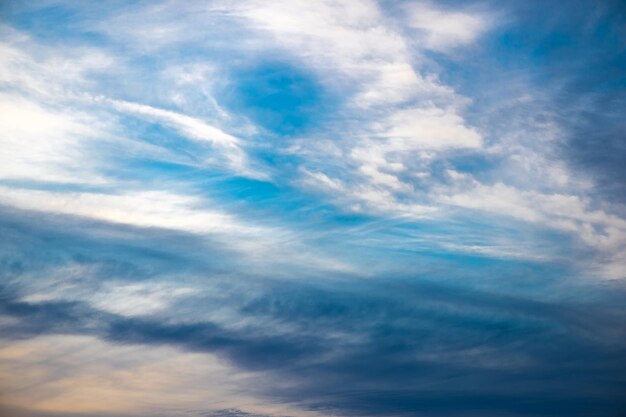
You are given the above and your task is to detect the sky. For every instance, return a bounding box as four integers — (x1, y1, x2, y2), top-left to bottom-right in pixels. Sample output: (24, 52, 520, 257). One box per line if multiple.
(1, 1, 626, 416)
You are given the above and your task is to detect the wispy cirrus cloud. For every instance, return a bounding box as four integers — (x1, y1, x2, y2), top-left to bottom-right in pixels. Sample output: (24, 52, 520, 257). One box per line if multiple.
(107, 99, 261, 178)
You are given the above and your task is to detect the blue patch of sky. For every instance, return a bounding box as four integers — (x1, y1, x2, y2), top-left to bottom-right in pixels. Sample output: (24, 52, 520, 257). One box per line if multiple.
(221, 59, 341, 136)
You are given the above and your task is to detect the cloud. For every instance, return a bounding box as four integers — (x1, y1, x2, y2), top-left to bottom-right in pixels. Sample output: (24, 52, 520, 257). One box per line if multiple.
(0, 186, 240, 234)
(0, 335, 313, 417)
(0, 94, 107, 183)
(439, 180, 626, 278)
(0, 27, 116, 98)
(0, 28, 263, 180)
(1, 2, 626, 417)
(236, 0, 624, 279)
(405, 1, 491, 52)
(3, 273, 626, 417)
(109, 100, 241, 149)
(23, 281, 196, 317)
(0, 189, 357, 277)
(107, 99, 261, 178)
(376, 106, 482, 149)
(236, 0, 467, 108)
(232, 0, 485, 220)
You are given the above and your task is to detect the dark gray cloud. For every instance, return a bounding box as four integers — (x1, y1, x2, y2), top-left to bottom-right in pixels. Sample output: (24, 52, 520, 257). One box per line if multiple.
(3, 273, 626, 417)
(206, 409, 292, 417)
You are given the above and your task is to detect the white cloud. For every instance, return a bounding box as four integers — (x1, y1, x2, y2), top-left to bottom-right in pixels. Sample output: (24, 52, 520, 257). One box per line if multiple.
(240, 0, 624, 277)
(20, 269, 196, 317)
(235, 0, 484, 216)
(164, 62, 238, 124)
(0, 94, 108, 183)
(440, 181, 626, 278)
(91, 282, 195, 316)
(107, 99, 261, 177)
(300, 168, 346, 193)
(406, 1, 490, 52)
(0, 33, 122, 184)
(0, 185, 357, 274)
(1, 26, 263, 181)
(301, 168, 434, 219)
(237, 0, 455, 107)
(377, 106, 482, 150)
(0, 30, 116, 98)
(3, 2, 622, 280)
(0, 186, 251, 235)
(358, 163, 411, 192)
(109, 99, 240, 149)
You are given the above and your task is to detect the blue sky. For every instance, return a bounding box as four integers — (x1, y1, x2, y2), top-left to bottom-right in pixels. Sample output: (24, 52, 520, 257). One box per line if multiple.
(1, 1, 625, 416)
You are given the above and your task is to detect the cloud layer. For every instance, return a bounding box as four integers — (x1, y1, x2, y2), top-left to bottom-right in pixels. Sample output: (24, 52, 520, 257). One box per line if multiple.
(1, 1, 626, 416)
